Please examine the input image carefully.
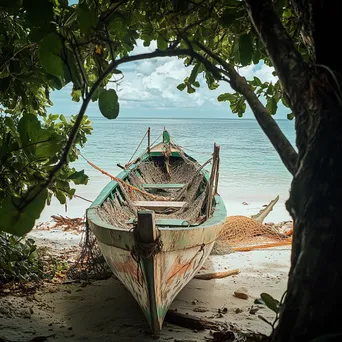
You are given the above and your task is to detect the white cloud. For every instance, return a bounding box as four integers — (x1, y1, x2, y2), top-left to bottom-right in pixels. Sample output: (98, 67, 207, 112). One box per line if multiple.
(110, 40, 278, 110)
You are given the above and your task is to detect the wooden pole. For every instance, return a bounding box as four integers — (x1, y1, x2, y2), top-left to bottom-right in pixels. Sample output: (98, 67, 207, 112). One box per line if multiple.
(206, 143, 220, 218)
(147, 127, 151, 154)
(214, 144, 220, 195)
(136, 210, 158, 247)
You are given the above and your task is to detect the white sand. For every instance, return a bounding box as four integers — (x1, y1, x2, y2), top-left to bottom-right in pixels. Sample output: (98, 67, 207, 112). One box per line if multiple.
(0, 227, 290, 342)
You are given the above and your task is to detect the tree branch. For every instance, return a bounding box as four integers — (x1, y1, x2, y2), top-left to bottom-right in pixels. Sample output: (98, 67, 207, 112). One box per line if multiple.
(18, 48, 193, 210)
(244, 0, 309, 106)
(194, 41, 298, 175)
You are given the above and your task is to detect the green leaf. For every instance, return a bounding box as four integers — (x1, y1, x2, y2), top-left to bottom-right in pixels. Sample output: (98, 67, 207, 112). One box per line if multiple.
(28, 250, 38, 263)
(65, 49, 83, 89)
(253, 76, 262, 87)
(260, 293, 280, 314)
(0, 187, 48, 236)
(239, 33, 253, 66)
(39, 33, 64, 77)
(266, 97, 278, 115)
(188, 64, 200, 84)
(55, 190, 66, 204)
(18, 114, 41, 146)
(71, 88, 82, 102)
(193, 81, 200, 88)
(91, 87, 104, 102)
(40, 32, 62, 54)
(187, 85, 195, 94)
(98, 89, 120, 119)
(77, 4, 98, 34)
(35, 136, 62, 159)
(68, 170, 88, 185)
(39, 50, 64, 77)
(177, 83, 186, 91)
(287, 113, 294, 120)
(219, 9, 238, 28)
(217, 93, 236, 102)
(157, 36, 168, 50)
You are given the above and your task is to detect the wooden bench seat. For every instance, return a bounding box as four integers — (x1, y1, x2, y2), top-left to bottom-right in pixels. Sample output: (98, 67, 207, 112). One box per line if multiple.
(142, 183, 184, 190)
(132, 201, 186, 210)
(126, 218, 199, 227)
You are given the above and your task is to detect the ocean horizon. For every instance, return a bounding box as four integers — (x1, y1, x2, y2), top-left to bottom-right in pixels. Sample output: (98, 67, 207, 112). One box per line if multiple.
(39, 116, 296, 224)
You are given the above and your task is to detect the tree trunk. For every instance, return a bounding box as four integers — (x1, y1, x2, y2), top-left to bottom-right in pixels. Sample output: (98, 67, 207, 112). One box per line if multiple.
(273, 101, 342, 341)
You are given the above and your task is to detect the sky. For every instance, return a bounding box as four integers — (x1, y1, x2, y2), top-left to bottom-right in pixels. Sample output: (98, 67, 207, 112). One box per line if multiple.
(50, 40, 290, 120)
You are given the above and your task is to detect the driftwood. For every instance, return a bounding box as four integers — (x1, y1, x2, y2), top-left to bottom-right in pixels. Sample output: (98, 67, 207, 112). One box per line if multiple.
(51, 215, 84, 231)
(165, 310, 225, 331)
(194, 269, 239, 280)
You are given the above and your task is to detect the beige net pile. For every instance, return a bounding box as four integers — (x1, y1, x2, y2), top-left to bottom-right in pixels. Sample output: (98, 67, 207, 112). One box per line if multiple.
(217, 216, 293, 252)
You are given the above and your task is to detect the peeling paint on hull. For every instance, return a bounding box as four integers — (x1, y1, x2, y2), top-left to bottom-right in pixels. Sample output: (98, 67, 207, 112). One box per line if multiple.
(91, 222, 224, 334)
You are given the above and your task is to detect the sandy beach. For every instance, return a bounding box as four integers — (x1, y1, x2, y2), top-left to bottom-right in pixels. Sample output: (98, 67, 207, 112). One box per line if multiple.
(0, 226, 290, 342)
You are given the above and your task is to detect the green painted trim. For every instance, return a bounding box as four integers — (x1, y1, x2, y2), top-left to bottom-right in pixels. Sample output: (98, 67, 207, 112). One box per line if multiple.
(141, 258, 160, 334)
(142, 183, 185, 189)
(149, 151, 180, 157)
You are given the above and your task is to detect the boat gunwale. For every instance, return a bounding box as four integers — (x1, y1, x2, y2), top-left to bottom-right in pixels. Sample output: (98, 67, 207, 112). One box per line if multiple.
(87, 150, 227, 232)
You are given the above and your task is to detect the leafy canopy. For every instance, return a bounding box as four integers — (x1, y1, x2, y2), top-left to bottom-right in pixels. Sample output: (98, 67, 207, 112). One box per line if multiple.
(0, 0, 304, 235)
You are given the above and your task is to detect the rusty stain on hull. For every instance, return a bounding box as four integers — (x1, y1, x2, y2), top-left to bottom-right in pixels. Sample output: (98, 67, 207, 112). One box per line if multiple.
(94, 225, 222, 334)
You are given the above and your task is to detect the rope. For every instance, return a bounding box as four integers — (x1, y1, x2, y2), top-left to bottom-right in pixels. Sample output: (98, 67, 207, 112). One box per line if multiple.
(79, 153, 171, 201)
(232, 240, 292, 252)
(130, 228, 163, 287)
(149, 132, 163, 148)
(127, 129, 149, 164)
(73, 194, 93, 203)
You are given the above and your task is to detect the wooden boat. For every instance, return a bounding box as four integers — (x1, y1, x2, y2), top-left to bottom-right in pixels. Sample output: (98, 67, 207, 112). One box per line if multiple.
(86, 129, 227, 334)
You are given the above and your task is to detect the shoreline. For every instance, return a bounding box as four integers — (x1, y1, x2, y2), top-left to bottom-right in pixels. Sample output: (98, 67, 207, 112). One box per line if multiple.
(37, 195, 292, 225)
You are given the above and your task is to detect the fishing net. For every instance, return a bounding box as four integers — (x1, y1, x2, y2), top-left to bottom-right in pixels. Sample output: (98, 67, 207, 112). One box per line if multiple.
(67, 220, 112, 280)
(217, 216, 293, 252)
(96, 156, 209, 228)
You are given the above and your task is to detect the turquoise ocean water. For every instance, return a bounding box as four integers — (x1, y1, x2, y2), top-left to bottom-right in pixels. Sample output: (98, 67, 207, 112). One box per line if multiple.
(39, 117, 296, 223)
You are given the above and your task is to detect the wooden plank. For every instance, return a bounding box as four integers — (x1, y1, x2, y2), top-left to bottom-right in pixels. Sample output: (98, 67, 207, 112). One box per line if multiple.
(165, 310, 224, 331)
(132, 201, 186, 210)
(142, 183, 185, 190)
(127, 218, 199, 227)
(194, 269, 239, 280)
(136, 210, 158, 244)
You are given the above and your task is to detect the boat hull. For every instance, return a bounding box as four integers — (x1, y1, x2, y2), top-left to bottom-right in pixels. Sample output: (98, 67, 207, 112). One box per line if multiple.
(88, 204, 225, 334)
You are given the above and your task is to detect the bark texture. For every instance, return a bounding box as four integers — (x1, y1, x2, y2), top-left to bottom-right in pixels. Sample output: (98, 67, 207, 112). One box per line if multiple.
(245, 0, 342, 341)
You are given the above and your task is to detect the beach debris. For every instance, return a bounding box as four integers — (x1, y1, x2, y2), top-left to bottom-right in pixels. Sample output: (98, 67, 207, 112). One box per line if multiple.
(51, 215, 84, 231)
(235, 308, 243, 314)
(234, 287, 249, 300)
(165, 310, 225, 331)
(242, 202, 249, 205)
(218, 308, 228, 315)
(211, 330, 235, 341)
(191, 299, 199, 305)
(194, 269, 239, 280)
(254, 298, 265, 305)
(193, 307, 209, 313)
(249, 307, 259, 315)
(27, 335, 55, 341)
